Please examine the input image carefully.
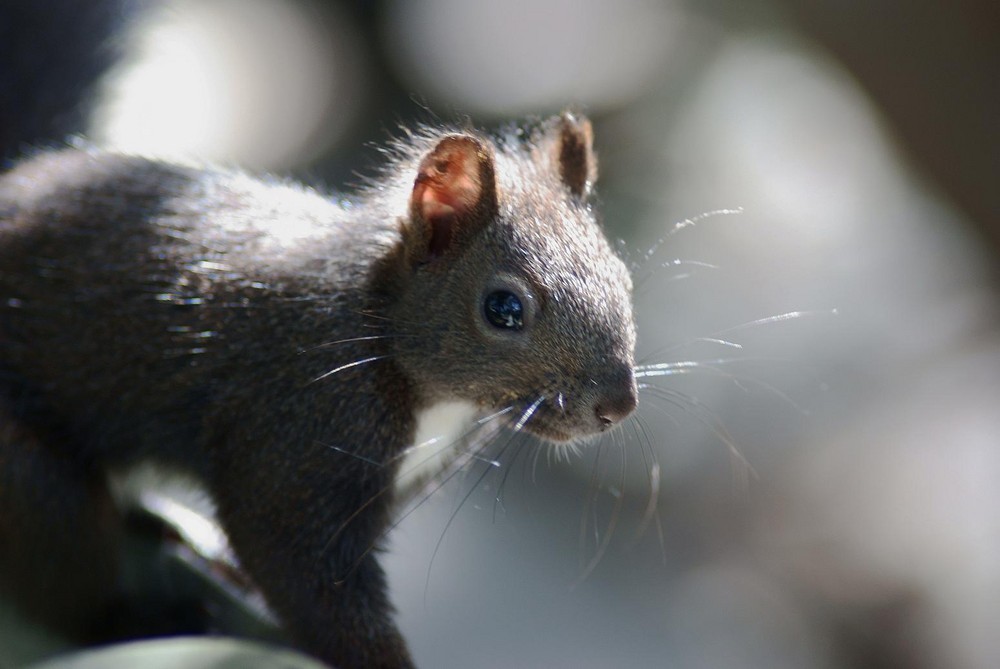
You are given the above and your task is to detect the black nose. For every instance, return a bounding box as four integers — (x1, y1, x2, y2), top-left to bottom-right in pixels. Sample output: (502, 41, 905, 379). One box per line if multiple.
(594, 368, 638, 429)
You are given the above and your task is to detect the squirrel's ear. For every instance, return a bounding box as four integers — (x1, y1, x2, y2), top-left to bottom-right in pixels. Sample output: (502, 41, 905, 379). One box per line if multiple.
(407, 135, 498, 263)
(554, 112, 597, 198)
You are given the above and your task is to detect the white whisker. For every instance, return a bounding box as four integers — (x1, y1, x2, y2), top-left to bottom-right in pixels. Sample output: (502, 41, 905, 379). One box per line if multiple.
(633, 207, 744, 272)
(693, 337, 743, 350)
(302, 334, 412, 353)
(635, 358, 747, 377)
(326, 409, 509, 582)
(310, 355, 388, 384)
(424, 428, 525, 602)
(638, 383, 758, 484)
(493, 434, 532, 522)
(477, 405, 515, 425)
(709, 309, 838, 336)
(316, 441, 382, 466)
(636, 360, 807, 413)
(638, 309, 837, 362)
(513, 396, 544, 432)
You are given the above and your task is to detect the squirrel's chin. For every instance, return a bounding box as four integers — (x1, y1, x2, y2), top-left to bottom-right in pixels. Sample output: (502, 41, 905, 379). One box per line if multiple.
(519, 418, 593, 444)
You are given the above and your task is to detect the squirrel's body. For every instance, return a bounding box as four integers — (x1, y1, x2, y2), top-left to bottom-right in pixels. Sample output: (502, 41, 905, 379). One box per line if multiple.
(0, 148, 418, 666)
(0, 117, 638, 668)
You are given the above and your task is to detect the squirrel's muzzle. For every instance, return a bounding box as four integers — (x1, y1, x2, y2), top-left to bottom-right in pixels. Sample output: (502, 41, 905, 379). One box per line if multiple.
(593, 364, 638, 430)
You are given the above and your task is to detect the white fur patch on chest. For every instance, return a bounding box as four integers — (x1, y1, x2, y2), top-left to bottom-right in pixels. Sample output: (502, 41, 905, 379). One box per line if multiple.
(394, 400, 480, 502)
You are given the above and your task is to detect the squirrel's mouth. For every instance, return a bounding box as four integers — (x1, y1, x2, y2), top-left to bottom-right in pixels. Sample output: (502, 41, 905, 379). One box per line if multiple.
(497, 401, 571, 443)
(505, 376, 638, 443)
(520, 420, 573, 443)
(508, 405, 607, 444)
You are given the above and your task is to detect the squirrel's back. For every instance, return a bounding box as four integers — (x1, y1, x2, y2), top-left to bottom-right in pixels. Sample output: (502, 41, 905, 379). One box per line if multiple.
(0, 148, 395, 471)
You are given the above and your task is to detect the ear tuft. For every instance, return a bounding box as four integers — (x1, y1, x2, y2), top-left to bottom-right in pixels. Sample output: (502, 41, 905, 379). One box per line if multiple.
(408, 135, 497, 262)
(555, 112, 597, 198)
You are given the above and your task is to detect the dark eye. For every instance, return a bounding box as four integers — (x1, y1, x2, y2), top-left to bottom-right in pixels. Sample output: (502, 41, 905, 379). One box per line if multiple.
(483, 290, 524, 330)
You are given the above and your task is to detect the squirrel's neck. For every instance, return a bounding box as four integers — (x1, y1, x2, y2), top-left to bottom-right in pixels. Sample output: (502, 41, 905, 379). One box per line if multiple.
(393, 399, 481, 503)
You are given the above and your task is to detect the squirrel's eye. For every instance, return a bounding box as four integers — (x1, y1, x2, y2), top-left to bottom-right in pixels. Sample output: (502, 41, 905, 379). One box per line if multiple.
(483, 290, 524, 330)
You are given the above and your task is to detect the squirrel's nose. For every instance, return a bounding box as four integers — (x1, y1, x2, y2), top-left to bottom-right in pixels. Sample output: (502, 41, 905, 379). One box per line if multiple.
(594, 367, 638, 429)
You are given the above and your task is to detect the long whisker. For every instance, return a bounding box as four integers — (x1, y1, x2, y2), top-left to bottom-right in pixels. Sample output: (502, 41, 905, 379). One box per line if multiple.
(573, 430, 627, 587)
(635, 359, 806, 414)
(329, 410, 513, 583)
(513, 395, 545, 433)
(493, 437, 531, 522)
(349, 309, 425, 328)
(493, 395, 545, 521)
(531, 436, 545, 484)
(316, 442, 382, 466)
(638, 309, 838, 362)
(425, 430, 525, 603)
(301, 334, 415, 353)
(577, 436, 605, 576)
(691, 337, 743, 350)
(392, 406, 514, 470)
(628, 414, 663, 549)
(309, 355, 390, 384)
(639, 383, 757, 488)
(709, 309, 838, 337)
(630, 207, 744, 273)
(322, 408, 508, 570)
(635, 258, 719, 290)
(635, 358, 755, 375)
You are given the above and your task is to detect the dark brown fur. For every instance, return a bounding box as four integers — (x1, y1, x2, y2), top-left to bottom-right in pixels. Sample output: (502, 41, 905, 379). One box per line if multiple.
(0, 115, 637, 668)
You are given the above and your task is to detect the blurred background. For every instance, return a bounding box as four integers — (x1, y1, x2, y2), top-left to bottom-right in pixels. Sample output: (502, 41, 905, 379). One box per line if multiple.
(5, 0, 1000, 667)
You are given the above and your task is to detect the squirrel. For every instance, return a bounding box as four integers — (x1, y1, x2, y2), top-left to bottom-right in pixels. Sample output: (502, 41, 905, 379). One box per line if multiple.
(0, 4, 638, 669)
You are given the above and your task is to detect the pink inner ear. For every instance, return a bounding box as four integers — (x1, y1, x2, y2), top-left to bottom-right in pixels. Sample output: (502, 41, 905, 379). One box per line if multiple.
(417, 147, 482, 222)
(420, 195, 456, 220)
(409, 136, 493, 261)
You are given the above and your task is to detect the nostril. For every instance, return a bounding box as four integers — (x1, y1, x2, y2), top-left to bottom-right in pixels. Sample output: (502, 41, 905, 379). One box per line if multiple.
(594, 383, 638, 430)
(590, 362, 639, 431)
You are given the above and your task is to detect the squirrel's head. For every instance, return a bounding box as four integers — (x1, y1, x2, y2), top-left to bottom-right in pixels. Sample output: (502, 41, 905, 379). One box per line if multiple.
(381, 113, 637, 442)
